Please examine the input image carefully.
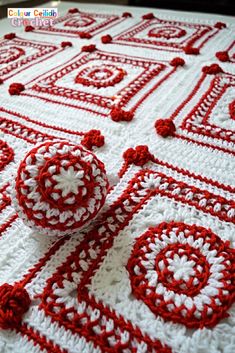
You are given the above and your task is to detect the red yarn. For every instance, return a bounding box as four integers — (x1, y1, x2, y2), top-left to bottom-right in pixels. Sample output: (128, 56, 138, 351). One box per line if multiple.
(9, 83, 25, 95)
(155, 119, 176, 137)
(184, 46, 200, 55)
(170, 57, 185, 67)
(202, 64, 223, 75)
(216, 51, 229, 62)
(229, 101, 235, 120)
(0, 78, 3, 85)
(81, 44, 96, 52)
(122, 12, 132, 17)
(25, 25, 34, 32)
(142, 13, 155, 20)
(101, 34, 112, 44)
(123, 145, 152, 166)
(81, 130, 105, 150)
(4, 33, 16, 40)
(214, 22, 226, 29)
(68, 8, 79, 14)
(79, 32, 92, 39)
(61, 41, 72, 48)
(0, 283, 30, 330)
(111, 107, 134, 122)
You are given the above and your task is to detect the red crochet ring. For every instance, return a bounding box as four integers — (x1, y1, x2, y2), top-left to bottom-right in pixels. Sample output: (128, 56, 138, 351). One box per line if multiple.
(68, 8, 79, 14)
(170, 57, 185, 67)
(101, 34, 112, 44)
(184, 46, 200, 55)
(123, 145, 152, 166)
(81, 130, 105, 150)
(111, 107, 134, 122)
(81, 44, 96, 52)
(202, 64, 223, 75)
(214, 22, 227, 29)
(25, 25, 34, 32)
(155, 119, 176, 137)
(122, 12, 132, 17)
(61, 41, 72, 48)
(12, 141, 109, 236)
(0, 283, 30, 330)
(79, 32, 92, 39)
(142, 13, 155, 20)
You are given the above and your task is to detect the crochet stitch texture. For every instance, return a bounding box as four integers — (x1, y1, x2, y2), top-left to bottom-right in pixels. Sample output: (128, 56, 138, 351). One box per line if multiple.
(0, 2, 234, 353)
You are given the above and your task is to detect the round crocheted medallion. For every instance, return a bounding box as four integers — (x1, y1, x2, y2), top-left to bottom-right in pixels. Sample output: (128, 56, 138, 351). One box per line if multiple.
(0, 47, 25, 64)
(64, 16, 95, 28)
(12, 141, 108, 236)
(148, 26, 186, 39)
(75, 65, 126, 88)
(127, 222, 235, 328)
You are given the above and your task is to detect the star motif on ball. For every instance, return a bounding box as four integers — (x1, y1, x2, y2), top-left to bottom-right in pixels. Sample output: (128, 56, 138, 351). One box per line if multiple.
(53, 166, 85, 197)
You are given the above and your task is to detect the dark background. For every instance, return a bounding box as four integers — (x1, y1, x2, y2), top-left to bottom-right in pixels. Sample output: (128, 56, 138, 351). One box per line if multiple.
(1, 0, 234, 18)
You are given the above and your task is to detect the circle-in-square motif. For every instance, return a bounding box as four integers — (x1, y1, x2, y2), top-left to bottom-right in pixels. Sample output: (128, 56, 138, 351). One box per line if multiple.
(75, 64, 126, 88)
(148, 26, 187, 39)
(0, 47, 25, 64)
(64, 16, 95, 28)
(127, 222, 235, 328)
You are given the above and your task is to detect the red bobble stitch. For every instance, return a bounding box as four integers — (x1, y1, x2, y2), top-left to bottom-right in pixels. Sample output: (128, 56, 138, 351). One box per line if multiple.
(155, 119, 176, 137)
(81, 44, 96, 52)
(25, 25, 34, 32)
(0, 283, 31, 330)
(170, 57, 185, 67)
(68, 8, 79, 14)
(123, 145, 152, 166)
(216, 51, 229, 62)
(214, 22, 226, 29)
(9, 83, 25, 95)
(61, 41, 72, 48)
(184, 46, 200, 55)
(202, 64, 223, 75)
(81, 130, 105, 150)
(142, 13, 155, 20)
(122, 12, 132, 18)
(4, 33, 16, 40)
(0, 78, 3, 85)
(111, 107, 134, 122)
(101, 34, 112, 44)
(229, 101, 235, 120)
(79, 32, 92, 39)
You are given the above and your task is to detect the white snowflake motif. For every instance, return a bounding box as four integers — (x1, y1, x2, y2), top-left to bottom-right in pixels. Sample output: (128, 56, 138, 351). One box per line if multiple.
(53, 166, 85, 197)
(167, 254, 196, 281)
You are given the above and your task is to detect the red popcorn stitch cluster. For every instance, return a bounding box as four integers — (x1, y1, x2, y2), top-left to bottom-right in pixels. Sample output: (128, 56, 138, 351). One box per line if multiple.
(155, 118, 176, 137)
(123, 145, 153, 166)
(4, 33, 16, 40)
(79, 32, 92, 39)
(68, 8, 79, 14)
(61, 41, 72, 48)
(0, 283, 31, 330)
(8, 83, 25, 95)
(12, 141, 109, 236)
(202, 64, 223, 75)
(81, 44, 96, 52)
(25, 25, 34, 32)
(184, 46, 200, 55)
(81, 130, 105, 150)
(229, 101, 235, 120)
(216, 51, 230, 62)
(101, 34, 112, 44)
(110, 107, 134, 122)
(214, 22, 227, 29)
(122, 12, 132, 18)
(142, 13, 155, 20)
(170, 57, 185, 67)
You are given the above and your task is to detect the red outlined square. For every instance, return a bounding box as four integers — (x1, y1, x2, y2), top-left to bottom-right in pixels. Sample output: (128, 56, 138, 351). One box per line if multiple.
(14, 161, 235, 352)
(22, 50, 177, 118)
(113, 17, 219, 52)
(171, 70, 235, 154)
(33, 11, 125, 38)
(0, 36, 62, 81)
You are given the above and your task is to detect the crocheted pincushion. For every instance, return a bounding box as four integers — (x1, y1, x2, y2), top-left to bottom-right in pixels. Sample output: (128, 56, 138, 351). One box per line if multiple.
(12, 141, 108, 236)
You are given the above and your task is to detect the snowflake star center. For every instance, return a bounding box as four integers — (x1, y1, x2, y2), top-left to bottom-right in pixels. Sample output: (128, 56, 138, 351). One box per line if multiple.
(167, 254, 195, 281)
(53, 166, 85, 197)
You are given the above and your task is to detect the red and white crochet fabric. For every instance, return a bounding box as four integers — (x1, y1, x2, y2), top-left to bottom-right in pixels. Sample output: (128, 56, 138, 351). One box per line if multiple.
(0, 2, 234, 353)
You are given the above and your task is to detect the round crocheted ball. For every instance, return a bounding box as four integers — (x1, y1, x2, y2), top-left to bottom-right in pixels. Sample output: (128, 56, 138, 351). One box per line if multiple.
(12, 141, 109, 236)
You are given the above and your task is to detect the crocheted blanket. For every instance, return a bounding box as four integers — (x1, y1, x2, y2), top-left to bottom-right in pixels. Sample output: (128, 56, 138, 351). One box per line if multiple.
(0, 2, 234, 353)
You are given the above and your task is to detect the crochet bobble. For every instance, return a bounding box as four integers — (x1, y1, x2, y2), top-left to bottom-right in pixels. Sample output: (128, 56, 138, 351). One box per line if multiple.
(155, 119, 176, 137)
(123, 145, 152, 166)
(81, 130, 105, 150)
(9, 83, 25, 95)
